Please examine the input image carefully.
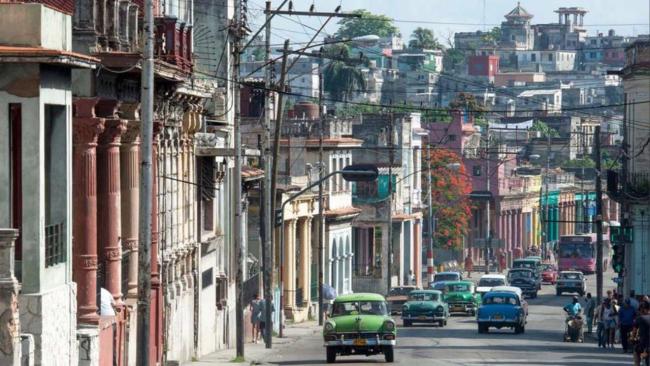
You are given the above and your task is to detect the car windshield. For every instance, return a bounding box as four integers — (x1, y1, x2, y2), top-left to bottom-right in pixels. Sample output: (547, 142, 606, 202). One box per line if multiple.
(559, 243, 594, 259)
(434, 273, 458, 282)
(331, 301, 388, 316)
(513, 261, 535, 269)
(409, 293, 439, 301)
(541, 264, 555, 271)
(479, 278, 506, 287)
(388, 287, 413, 296)
(446, 283, 471, 292)
(560, 273, 582, 280)
(509, 270, 532, 279)
(484, 295, 519, 306)
(431, 282, 447, 291)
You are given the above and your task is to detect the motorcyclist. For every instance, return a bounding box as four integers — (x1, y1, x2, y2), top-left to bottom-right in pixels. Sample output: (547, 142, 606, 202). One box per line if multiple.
(564, 296, 584, 342)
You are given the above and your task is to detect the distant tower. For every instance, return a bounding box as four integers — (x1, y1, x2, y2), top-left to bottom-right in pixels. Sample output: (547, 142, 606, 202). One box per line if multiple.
(501, 2, 535, 50)
(554, 7, 588, 48)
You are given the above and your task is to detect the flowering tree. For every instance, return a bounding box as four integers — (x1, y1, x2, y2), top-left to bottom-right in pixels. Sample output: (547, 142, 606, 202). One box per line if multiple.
(425, 148, 473, 249)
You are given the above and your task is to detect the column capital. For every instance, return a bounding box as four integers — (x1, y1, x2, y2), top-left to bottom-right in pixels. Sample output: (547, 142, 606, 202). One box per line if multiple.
(119, 102, 140, 121)
(121, 120, 141, 145)
(74, 97, 101, 118)
(99, 119, 127, 146)
(74, 118, 105, 146)
(95, 99, 122, 119)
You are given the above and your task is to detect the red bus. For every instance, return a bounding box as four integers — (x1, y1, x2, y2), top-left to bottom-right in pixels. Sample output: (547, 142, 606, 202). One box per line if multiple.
(557, 234, 601, 274)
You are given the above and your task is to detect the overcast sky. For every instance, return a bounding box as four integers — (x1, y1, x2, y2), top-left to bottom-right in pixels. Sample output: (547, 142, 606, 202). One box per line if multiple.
(249, 0, 650, 46)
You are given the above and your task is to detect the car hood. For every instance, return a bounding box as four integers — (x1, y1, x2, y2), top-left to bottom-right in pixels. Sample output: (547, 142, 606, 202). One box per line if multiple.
(479, 304, 522, 317)
(331, 315, 390, 333)
(445, 292, 474, 301)
(403, 301, 442, 312)
(386, 295, 408, 302)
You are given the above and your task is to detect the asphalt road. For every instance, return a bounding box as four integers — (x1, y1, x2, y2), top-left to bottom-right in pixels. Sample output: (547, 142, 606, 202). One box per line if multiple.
(263, 270, 632, 366)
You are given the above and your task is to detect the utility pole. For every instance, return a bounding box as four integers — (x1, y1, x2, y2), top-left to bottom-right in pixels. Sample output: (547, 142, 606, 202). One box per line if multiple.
(387, 112, 394, 291)
(595, 126, 604, 304)
(426, 144, 435, 283)
(271, 40, 290, 338)
(233, 0, 248, 358)
(485, 125, 491, 274)
(136, 0, 154, 360)
(317, 70, 325, 326)
(544, 133, 551, 260)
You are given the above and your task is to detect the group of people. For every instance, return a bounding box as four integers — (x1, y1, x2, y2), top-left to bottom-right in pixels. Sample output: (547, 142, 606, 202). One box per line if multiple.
(249, 294, 275, 344)
(581, 290, 650, 365)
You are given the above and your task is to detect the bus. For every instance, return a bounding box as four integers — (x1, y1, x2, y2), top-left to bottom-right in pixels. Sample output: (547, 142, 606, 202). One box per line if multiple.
(557, 234, 601, 274)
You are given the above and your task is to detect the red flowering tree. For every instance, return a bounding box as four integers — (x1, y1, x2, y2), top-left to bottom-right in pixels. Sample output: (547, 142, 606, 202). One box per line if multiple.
(425, 148, 473, 249)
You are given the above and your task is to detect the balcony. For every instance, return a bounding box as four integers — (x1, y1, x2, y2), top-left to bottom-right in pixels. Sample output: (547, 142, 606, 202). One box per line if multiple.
(155, 17, 192, 73)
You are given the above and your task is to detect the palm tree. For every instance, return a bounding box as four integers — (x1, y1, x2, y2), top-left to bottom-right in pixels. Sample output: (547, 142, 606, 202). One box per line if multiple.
(408, 27, 441, 50)
(322, 45, 367, 102)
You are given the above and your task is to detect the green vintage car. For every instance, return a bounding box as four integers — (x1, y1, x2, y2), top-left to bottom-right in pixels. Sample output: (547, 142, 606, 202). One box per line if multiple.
(443, 281, 481, 316)
(401, 290, 449, 327)
(323, 293, 396, 363)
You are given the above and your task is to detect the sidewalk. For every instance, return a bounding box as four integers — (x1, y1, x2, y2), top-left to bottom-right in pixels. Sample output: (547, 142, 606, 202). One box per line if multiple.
(183, 321, 320, 366)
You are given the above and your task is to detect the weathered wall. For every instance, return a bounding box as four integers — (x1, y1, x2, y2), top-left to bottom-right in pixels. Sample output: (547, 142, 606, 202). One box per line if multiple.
(165, 283, 195, 362)
(0, 4, 71, 51)
(19, 282, 78, 366)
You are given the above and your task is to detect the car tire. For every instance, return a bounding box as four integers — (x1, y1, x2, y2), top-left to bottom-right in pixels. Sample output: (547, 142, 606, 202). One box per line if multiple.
(403, 320, 411, 327)
(478, 324, 488, 334)
(326, 347, 337, 364)
(556, 290, 561, 296)
(515, 324, 524, 334)
(384, 346, 395, 363)
(443, 320, 448, 326)
(438, 320, 444, 327)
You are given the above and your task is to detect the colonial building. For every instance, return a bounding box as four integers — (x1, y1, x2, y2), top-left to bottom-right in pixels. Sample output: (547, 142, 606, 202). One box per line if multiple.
(0, 2, 98, 364)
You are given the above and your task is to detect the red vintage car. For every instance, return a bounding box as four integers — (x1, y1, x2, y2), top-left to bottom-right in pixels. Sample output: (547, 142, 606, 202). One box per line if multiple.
(540, 263, 558, 284)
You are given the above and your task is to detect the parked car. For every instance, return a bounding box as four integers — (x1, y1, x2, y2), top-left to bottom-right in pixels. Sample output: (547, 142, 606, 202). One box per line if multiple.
(401, 290, 449, 327)
(443, 281, 481, 316)
(476, 274, 507, 297)
(556, 271, 587, 296)
(386, 286, 418, 315)
(541, 263, 559, 284)
(507, 268, 539, 298)
(491, 286, 528, 316)
(323, 293, 396, 363)
(477, 290, 528, 334)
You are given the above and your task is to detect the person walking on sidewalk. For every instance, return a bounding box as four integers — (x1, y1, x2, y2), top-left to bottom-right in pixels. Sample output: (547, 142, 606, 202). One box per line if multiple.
(584, 293, 596, 334)
(259, 295, 275, 340)
(249, 293, 263, 343)
(464, 255, 474, 278)
(620, 298, 637, 353)
(634, 301, 650, 366)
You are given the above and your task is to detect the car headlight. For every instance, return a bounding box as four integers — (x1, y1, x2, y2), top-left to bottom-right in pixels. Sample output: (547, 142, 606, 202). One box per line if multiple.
(324, 322, 335, 333)
(384, 320, 395, 331)
(402, 305, 409, 312)
(436, 306, 444, 313)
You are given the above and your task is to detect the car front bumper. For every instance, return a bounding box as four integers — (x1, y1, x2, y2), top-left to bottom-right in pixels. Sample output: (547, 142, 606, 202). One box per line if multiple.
(324, 338, 396, 347)
(402, 314, 446, 322)
(478, 319, 520, 327)
(448, 303, 476, 313)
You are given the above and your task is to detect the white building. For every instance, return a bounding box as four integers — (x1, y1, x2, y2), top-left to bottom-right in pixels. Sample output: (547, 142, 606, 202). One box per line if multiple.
(516, 50, 576, 72)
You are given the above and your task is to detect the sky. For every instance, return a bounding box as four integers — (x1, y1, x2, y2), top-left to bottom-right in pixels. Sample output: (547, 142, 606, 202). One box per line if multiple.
(248, 0, 650, 46)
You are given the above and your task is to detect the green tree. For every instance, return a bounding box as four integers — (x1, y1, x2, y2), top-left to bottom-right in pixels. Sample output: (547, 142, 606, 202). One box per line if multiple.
(442, 48, 465, 72)
(449, 93, 488, 119)
(562, 158, 596, 168)
(322, 44, 367, 102)
(408, 27, 441, 50)
(481, 27, 502, 45)
(334, 10, 399, 39)
(530, 120, 560, 138)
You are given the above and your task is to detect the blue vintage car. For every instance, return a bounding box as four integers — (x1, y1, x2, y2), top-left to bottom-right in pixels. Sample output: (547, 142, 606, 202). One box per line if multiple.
(477, 291, 527, 334)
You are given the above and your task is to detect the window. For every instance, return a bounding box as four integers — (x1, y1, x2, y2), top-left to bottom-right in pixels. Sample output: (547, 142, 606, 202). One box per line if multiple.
(9, 104, 22, 263)
(531, 53, 536, 62)
(44, 105, 67, 267)
(200, 157, 215, 233)
(548, 54, 553, 62)
(448, 134, 457, 142)
(473, 165, 482, 176)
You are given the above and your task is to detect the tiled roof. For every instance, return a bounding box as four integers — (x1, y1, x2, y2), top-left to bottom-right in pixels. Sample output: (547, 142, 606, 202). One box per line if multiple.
(505, 2, 533, 19)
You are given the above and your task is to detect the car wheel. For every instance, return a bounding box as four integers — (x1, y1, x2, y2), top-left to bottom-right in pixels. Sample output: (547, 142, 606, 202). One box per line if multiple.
(384, 346, 395, 363)
(403, 320, 411, 327)
(438, 320, 444, 327)
(556, 290, 561, 296)
(326, 347, 337, 364)
(443, 319, 448, 326)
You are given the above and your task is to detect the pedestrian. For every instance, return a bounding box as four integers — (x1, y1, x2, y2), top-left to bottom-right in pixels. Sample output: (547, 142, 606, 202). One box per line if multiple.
(633, 302, 650, 366)
(464, 254, 474, 278)
(584, 293, 596, 334)
(408, 270, 416, 286)
(620, 299, 637, 353)
(609, 299, 620, 348)
(630, 290, 641, 312)
(498, 250, 506, 273)
(249, 293, 262, 343)
(259, 295, 275, 341)
(595, 299, 608, 347)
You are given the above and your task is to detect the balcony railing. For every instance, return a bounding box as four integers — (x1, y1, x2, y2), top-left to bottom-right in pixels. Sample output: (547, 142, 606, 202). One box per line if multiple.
(45, 222, 65, 267)
(155, 17, 193, 73)
(628, 172, 650, 196)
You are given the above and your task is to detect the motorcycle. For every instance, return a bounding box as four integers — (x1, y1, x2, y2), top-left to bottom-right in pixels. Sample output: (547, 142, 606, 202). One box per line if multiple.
(563, 311, 584, 342)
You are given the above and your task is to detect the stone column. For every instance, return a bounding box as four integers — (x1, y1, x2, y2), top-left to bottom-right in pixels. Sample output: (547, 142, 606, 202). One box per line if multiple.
(0, 229, 21, 366)
(97, 102, 127, 303)
(297, 218, 311, 307)
(517, 210, 524, 253)
(73, 99, 104, 324)
(413, 220, 421, 288)
(120, 114, 140, 299)
(150, 121, 163, 364)
(283, 219, 296, 311)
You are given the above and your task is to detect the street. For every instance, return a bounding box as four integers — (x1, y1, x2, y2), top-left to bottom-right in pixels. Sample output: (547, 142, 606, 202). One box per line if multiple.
(260, 271, 631, 366)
